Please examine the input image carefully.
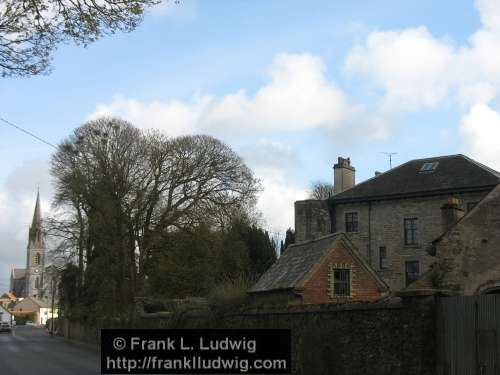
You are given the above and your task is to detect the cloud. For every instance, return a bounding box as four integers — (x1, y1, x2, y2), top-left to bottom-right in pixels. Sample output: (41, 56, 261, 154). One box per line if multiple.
(345, 26, 454, 112)
(344, 0, 500, 113)
(238, 139, 307, 233)
(87, 53, 349, 136)
(459, 103, 500, 170)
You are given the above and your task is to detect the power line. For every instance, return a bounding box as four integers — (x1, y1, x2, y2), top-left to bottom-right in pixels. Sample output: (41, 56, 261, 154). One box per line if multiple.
(0, 116, 57, 149)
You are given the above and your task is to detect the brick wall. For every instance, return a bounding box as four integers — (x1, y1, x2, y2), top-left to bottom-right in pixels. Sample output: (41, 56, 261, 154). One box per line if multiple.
(301, 241, 382, 304)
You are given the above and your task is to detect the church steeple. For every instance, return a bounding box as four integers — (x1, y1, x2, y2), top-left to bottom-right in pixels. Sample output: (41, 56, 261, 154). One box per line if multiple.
(25, 190, 45, 298)
(29, 189, 43, 248)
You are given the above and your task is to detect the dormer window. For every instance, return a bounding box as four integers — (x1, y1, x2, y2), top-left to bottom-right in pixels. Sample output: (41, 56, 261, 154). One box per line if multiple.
(419, 162, 439, 173)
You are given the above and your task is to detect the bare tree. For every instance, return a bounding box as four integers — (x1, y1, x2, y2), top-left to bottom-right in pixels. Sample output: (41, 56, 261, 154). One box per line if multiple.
(50, 118, 261, 320)
(0, 0, 162, 77)
(309, 181, 334, 200)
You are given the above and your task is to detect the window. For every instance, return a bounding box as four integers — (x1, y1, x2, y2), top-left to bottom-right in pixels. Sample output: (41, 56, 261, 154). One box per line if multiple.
(467, 202, 478, 212)
(34, 277, 40, 289)
(345, 212, 358, 233)
(34, 253, 40, 266)
(379, 246, 388, 269)
(404, 218, 418, 246)
(405, 261, 420, 286)
(329, 266, 351, 297)
(419, 162, 439, 173)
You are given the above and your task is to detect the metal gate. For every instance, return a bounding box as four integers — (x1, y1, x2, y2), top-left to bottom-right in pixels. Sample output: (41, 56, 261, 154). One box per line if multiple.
(437, 295, 500, 375)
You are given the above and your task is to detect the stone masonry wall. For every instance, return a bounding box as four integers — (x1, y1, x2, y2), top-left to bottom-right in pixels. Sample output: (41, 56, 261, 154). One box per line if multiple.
(138, 297, 437, 375)
(62, 297, 437, 375)
(437, 185, 500, 294)
(336, 192, 487, 291)
(295, 191, 488, 291)
(294, 200, 330, 242)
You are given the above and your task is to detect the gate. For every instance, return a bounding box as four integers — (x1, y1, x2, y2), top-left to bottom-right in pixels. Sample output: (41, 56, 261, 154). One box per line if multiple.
(437, 295, 500, 375)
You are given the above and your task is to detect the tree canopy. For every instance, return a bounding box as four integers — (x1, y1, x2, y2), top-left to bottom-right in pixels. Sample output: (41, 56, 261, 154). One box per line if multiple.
(0, 0, 161, 77)
(49, 118, 262, 321)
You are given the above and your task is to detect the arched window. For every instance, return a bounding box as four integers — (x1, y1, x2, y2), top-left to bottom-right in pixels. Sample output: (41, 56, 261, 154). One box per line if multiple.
(34, 253, 41, 265)
(34, 277, 40, 289)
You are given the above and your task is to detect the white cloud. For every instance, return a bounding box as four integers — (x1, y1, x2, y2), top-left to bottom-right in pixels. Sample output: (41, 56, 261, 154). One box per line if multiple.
(241, 140, 307, 234)
(344, 0, 500, 114)
(459, 103, 500, 170)
(88, 53, 349, 136)
(345, 26, 454, 112)
(475, 0, 500, 32)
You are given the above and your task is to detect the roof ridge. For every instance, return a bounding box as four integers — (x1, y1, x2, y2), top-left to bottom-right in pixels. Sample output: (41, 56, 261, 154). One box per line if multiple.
(459, 154, 500, 178)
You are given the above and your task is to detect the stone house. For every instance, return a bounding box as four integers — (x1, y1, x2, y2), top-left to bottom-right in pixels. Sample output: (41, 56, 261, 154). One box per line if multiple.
(249, 233, 389, 304)
(293, 155, 500, 293)
(428, 183, 500, 294)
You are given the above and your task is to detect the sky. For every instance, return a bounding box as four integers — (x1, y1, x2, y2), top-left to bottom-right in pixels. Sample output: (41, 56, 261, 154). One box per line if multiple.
(1, 0, 500, 292)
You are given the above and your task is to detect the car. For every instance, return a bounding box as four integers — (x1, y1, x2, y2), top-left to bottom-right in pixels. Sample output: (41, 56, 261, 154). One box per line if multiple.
(25, 321, 34, 326)
(0, 322, 12, 333)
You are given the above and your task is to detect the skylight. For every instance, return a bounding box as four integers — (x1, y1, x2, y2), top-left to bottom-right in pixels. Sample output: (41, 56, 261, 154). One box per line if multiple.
(419, 162, 439, 173)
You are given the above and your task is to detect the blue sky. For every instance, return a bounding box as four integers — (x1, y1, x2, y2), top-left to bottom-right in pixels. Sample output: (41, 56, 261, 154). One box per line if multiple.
(1, 0, 500, 291)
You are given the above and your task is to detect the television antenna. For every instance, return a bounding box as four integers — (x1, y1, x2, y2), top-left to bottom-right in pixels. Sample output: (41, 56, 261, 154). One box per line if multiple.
(380, 152, 397, 169)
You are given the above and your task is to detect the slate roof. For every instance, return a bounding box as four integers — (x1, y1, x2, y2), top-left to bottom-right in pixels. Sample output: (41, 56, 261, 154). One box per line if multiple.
(250, 233, 387, 293)
(333, 154, 500, 202)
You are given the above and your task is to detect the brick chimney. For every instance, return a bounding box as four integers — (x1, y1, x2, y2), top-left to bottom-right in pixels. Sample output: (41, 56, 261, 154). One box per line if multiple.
(333, 157, 355, 194)
(441, 197, 464, 232)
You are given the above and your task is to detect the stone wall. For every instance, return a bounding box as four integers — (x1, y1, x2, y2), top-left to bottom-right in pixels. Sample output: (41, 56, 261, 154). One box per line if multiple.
(143, 296, 437, 375)
(61, 296, 437, 375)
(294, 200, 330, 242)
(295, 191, 488, 291)
(436, 185, 500, 294)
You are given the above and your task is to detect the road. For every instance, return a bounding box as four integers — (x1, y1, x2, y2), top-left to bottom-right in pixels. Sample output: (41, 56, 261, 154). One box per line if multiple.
(0, 325, 100, 374)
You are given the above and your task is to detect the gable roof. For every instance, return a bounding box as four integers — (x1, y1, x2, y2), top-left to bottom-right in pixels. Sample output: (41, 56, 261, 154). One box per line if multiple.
(1, 292, 16, 300)
(11, 268, 26, 279)
(249, 233, 388, 293)
(333, 154, 500, 203)
(14, 297, 49, 310)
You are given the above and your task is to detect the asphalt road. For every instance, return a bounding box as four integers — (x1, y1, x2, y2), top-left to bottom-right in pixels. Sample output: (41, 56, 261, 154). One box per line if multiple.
(0, 325, 100, 374)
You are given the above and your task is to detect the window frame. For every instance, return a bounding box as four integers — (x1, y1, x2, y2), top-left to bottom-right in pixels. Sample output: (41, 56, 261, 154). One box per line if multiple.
(328, 264, 352, 298)
(404, 218, 418, 246)
(419, 162, 439, 173)
(405, 260, 420, 287)
(379, 246, 388, 270)
(345, 212, 359, 233)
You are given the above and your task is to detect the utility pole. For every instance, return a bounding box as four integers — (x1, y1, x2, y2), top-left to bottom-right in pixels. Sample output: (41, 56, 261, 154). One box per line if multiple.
(380, 152, 397, 169)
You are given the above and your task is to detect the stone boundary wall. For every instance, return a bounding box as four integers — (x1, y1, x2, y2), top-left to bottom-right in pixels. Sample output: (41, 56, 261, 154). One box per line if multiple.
(61, 296, 437, 375)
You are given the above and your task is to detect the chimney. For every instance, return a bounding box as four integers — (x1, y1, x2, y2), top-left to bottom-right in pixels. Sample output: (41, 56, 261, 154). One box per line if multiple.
(333, 157, 355, 194)
(441, 197, 464, 232)
(375, 171, 382, 177)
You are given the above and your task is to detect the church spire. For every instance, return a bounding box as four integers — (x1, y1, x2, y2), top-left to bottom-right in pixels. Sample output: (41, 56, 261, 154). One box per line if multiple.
(29, 190, 43, 248)
(31, 188, 41, 230)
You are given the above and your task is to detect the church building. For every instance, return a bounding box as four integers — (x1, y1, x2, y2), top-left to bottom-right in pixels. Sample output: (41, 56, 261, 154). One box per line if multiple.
(9, 191, 48, 300)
